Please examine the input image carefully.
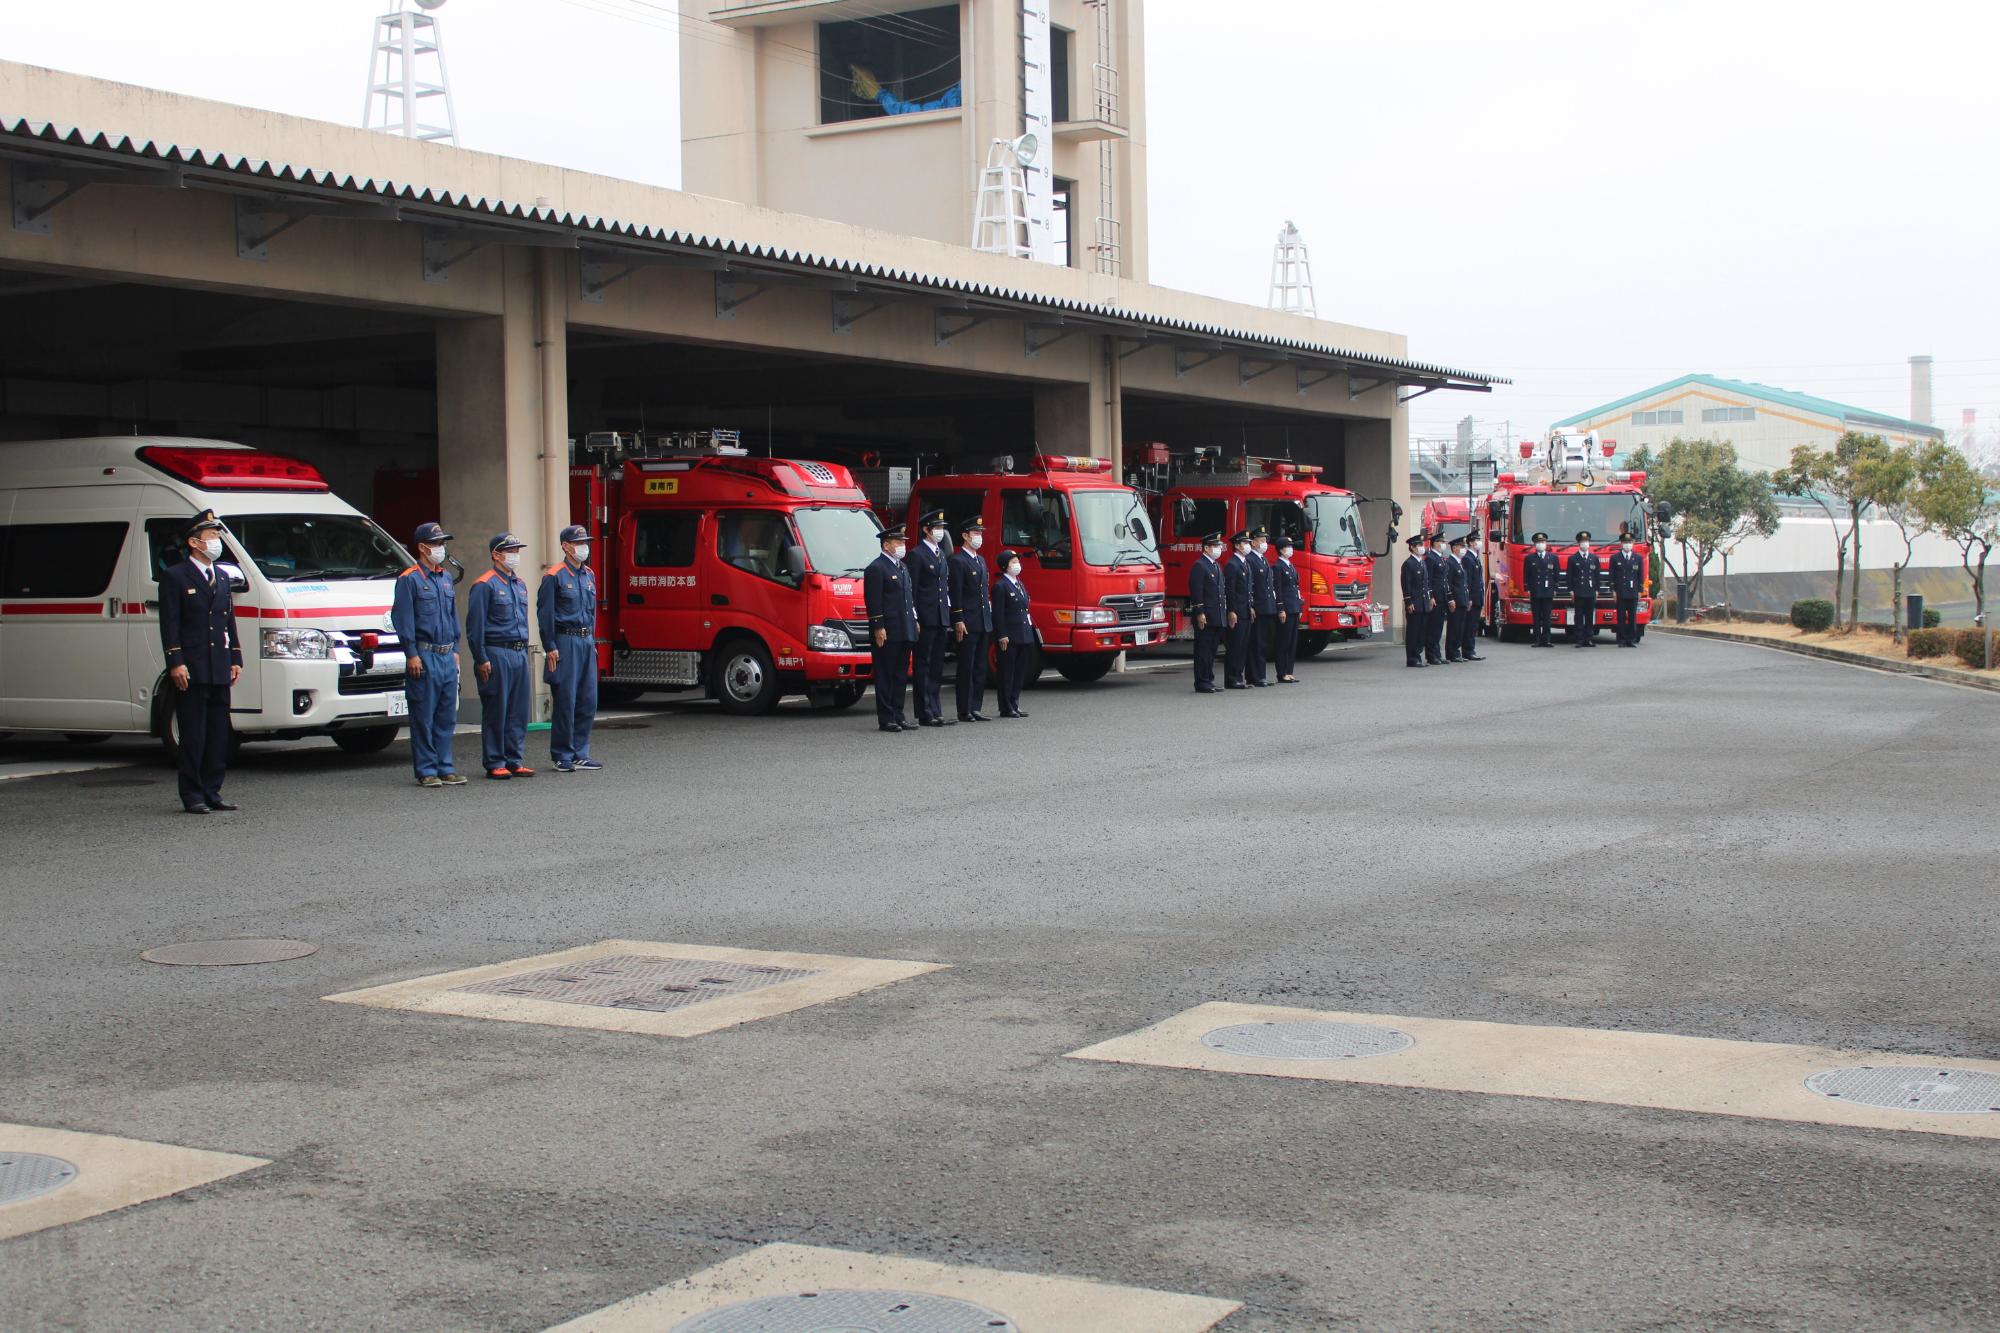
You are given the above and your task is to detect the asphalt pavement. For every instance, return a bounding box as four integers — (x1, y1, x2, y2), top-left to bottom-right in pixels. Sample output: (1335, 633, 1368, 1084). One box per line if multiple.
(3, 633, 1997, 1330)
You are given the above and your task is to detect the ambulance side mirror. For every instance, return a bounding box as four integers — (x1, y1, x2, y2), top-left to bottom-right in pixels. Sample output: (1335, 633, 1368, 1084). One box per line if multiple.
(216, 561, 250, 594)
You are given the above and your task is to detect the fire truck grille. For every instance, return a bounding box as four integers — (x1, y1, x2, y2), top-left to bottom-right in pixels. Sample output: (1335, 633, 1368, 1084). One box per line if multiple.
(840, 618, 871, 649)
(1101, 592, 1165, 625)
(1332, 581, 1370, 601)
(608, 649, 702, 687)
(454, 955, 819, 1013)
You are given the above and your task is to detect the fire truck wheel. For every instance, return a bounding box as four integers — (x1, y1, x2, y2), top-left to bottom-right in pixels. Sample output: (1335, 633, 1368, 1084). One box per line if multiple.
(1053, 652, 1115, 684)
(711, 637, 782, 715)
(1296, 632, 1332, 659)
(331, 726, 400, 755)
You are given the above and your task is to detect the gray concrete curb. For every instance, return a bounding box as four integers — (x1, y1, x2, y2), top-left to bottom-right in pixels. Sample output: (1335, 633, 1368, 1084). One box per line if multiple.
(1652, 624, 2000, 695)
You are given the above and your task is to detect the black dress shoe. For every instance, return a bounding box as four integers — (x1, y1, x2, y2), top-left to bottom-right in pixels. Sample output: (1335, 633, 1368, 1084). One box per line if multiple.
(183, 804, 211, 814)
(968, 713, 990, 722)
(1249, 680, 1270, 687)
(919, 718, 945, 728)
(1194, 686, 1218, 693)
(207, 800, 240, 812)
(878, 724, 904, 733)
(1463, 654, 1484, 661)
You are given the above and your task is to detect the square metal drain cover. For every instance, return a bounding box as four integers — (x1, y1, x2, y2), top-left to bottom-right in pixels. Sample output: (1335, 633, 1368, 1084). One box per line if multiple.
(455, 954, 819, 1013)
(1201, 1019, 1415, 1061)
(673, 1289, 1015, 1331)
(0, 1152, 78, 1206)
(1805, 1066, 2000, 1114)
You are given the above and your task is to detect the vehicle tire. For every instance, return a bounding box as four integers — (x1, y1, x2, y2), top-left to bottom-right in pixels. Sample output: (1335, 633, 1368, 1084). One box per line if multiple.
(1499, 622, 1528, 643)
(63, 732, 111, 744)
(599, 683, 647, 706)
(154, 689, 181, 763)
(1297, 631, 1332, 659)
(711, 637, 781, 715)
(331, 726, 400, 755)
(1022, 641, 1045, 684)
(1053, 652, 1115, 684)
(816, 682, 866, 711)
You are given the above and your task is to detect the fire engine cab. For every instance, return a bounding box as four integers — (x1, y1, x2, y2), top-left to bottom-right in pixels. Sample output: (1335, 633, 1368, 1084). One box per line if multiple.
(569, 432, 884, 714)
(905, 454, 1166, 683)
(1134, 445, 1395, 656)
(1480, 429, 1669, 642)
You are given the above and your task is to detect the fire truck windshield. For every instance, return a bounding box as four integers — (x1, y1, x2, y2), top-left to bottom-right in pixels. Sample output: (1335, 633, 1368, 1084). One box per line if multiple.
(794, 505, 885, 574)
(1306, 494, 1367, 556)
(1070, 489, 1160, 568)
(1513, 493, 1647, 544)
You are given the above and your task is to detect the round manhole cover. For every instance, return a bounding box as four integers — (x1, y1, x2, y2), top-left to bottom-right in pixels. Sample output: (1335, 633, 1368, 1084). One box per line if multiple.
(1805, 1066, 2000, 1114)
(673, 1289, 1015, 1332)
(0, 1152, 79, 1205)
(140, 939, 320, 966)
(1201, 1019, 1416, 1061)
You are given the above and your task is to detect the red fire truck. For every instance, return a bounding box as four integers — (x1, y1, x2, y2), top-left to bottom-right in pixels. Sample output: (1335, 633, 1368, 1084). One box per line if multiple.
(567, 431, 885, 713)
(1419, 495, 1476, 547)
(1134, 447, 1397, 656)
(1479, 430, 1667, 642)
(905, 454, 1166, 682)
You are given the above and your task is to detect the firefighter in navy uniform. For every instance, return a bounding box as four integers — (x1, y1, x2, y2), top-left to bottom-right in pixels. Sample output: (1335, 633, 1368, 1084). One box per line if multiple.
(1422, 532, 1455, 664)
(907, 508, 954, 726)
(1522, 532, 1560, 647)
(1609, 532, 1645, 647)
(1222, 530, 1256, 688)
(1272, 534, 1304, 682)
(1566, 530, 1601, 647)
(949, 515, 994, 721)
(157, 509, 243, 813)
(1442, 535, 1471, 662)
(392, 521, 466, 788)
(864, 527, 919, 732)
(992, 549, 1034, 717)
(1400, 534, 1433, 668)
(1188, 532, 1226, 693)
(467, 533, 535, 780)
(538, 524, 601, 772)
(1458, 535, 1486, 660)
(1247, 527, 1276, 686)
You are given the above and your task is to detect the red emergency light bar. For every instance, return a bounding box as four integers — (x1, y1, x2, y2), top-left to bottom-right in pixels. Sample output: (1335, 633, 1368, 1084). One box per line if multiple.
(1036, 454, 1110, 473)
(1601, 440, 1617, 457)
(1261, 460, 1324, 477)
(138, 445, 328, 492)
(1518, 441, 1535, 459)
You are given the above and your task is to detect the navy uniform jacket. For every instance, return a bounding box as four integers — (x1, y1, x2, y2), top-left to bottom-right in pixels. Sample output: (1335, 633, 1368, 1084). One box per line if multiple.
(907, 541, 952, 628)
(1423, 548, 1456, 607)
(1273, 558, 1303, 615)
(1459, 549, 1485, 614)
(1608, 549, 1645, 599)
(1400, 554, 1435, 612)
(864, 553, 919, 642)
(1443, 552, 1469, 606)
(948, 549, 993, 632)
(538, 559, 598, 645)
(994, 574, 1034, 641)
(392, 562, 459, 650)
(1250, 554, 1276, 615)
(1522, 549, 1562, 598)
(1566, 551, 1601, 599)
(465, 567, 530, 665)
(157, 557, 242, 685)
(1189, 555, 1225, 625)
(1224, 553, 1254, 616)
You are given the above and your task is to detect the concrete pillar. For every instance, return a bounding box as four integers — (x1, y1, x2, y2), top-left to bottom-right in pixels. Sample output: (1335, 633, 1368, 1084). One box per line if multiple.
(1341, 408, 1409, 632)
(1033, 336, 1119, 463)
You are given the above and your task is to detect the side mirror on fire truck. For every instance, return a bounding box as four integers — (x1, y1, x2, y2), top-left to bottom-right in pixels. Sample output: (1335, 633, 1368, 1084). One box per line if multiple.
(1174, 495, 1197, 531)
(1389, 500, 1405, 522)
(1654, 501, 1674, 525)
(781, 544, 806, 583)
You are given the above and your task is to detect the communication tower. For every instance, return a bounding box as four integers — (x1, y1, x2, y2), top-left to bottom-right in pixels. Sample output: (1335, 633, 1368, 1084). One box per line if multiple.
(362, 0, 459, 144)
(1268, 221, 1316, 317)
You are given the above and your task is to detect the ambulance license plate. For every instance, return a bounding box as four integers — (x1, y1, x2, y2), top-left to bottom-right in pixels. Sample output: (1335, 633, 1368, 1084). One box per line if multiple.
(387, 695, 410, 717)
(1369, 610, 1385, 633)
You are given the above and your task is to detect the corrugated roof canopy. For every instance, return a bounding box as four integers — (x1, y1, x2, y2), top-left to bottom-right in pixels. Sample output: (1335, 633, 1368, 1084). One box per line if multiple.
(0, 117, 1507, 394)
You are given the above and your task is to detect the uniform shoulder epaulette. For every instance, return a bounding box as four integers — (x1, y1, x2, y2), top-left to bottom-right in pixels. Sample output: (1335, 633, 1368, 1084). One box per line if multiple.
(546, 564, 564, 577)
(400, 565, 417, 577)
(472, 569, 495, 584)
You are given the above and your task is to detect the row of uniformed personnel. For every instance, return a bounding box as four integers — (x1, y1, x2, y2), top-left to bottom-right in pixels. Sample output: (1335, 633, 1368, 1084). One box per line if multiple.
(1407, 528, 1649, 657)
(390, 522, 603, 785)
(1185, 528, 1306, 693)
(863, 511, 1036, 732)
(1399, 532, 1488, 667)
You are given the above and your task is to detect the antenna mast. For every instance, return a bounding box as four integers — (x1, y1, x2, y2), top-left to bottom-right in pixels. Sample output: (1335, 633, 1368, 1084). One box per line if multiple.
(1269, 221, 1316, 317)
(362, 0, 459, 144)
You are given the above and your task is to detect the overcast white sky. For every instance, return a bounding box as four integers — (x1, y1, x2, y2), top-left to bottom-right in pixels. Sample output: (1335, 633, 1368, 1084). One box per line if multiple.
(5, 0, 1996, 451)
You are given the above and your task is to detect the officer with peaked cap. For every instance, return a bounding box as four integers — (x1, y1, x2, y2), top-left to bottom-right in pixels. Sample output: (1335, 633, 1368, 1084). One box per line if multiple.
(392, 521, 466, 787)
(539, 523, 601, 771)
(157, 509, 243, 812)
(992, 547, 1035, 717)
(948, 515, 994, 721)
(1566, 529, 1602, 647)
(1272, 532, 1304, 682)
(468, 532, 534, 779)
(1458, 532, 1487, 660)
(1522, 531, 1560, 646)
(1400, 533, 1434, 667)
(1443, 535, 1471, 662)
(1609, 529, 1646, 646)
(1422, 530, 1455, 664)
(1247, 526, 1276, 685)
(1223, 530, 1256, 687)
(1188, 531, 1226, 693)
(908, 507, 954, 726)
(865, 525, 919, 732)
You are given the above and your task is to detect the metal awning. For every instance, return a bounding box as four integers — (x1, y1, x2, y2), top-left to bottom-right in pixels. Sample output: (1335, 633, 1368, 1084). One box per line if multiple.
(0, 117, 1508, 399)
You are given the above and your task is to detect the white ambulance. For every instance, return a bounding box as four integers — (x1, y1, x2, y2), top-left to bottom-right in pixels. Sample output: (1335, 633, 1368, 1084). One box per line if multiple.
(0, 437, 417, 755)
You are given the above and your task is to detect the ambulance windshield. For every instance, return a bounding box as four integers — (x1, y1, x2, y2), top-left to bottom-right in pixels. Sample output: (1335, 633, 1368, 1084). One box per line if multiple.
(795, 505, 886, 575)
(226, 513, 410, 582)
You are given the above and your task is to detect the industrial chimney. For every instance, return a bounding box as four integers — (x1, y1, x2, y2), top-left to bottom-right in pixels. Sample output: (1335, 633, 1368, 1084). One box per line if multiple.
(1909, 355, 1933, 426)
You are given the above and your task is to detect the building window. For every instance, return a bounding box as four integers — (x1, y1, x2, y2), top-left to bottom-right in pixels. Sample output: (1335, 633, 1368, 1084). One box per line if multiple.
(1700, 406, 1756, 423)
(819, 6, 962, 126)
(1051, 25, 1073, 123)
(1052, 176, 1075, 267)
(1631, 409, 1684, 426)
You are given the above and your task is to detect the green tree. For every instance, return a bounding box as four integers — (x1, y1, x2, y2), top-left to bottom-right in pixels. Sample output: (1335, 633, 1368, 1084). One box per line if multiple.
(1864, 444, 1923, 640)
(1774, 432, 1895, 630)
(1912, 442, 2000, 627)
(1638, 438, 1780, 605)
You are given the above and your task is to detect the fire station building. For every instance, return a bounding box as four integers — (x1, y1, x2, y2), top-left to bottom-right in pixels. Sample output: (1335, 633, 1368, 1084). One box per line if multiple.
(0, 46, 1499, 674)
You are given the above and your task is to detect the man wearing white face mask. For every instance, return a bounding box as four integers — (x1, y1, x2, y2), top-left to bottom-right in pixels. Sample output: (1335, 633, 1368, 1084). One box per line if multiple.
(467, 533, 534, 778)
(157, 509, 243, 813)
(392, 521, 465, 787)
(948, 515, 994, 721)
(539, 524, 601, 771)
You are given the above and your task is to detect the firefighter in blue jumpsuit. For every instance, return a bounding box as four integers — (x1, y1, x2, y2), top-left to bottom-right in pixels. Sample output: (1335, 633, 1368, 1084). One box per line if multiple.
(539, 523, 601, 771)
(391, 521, 466, 787)
(466, 532, 534, 779)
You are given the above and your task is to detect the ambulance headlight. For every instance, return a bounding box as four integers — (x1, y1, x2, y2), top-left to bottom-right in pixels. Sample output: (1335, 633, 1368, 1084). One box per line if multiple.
(261, 628, 333, 660)
(808, 623, 857, 651)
